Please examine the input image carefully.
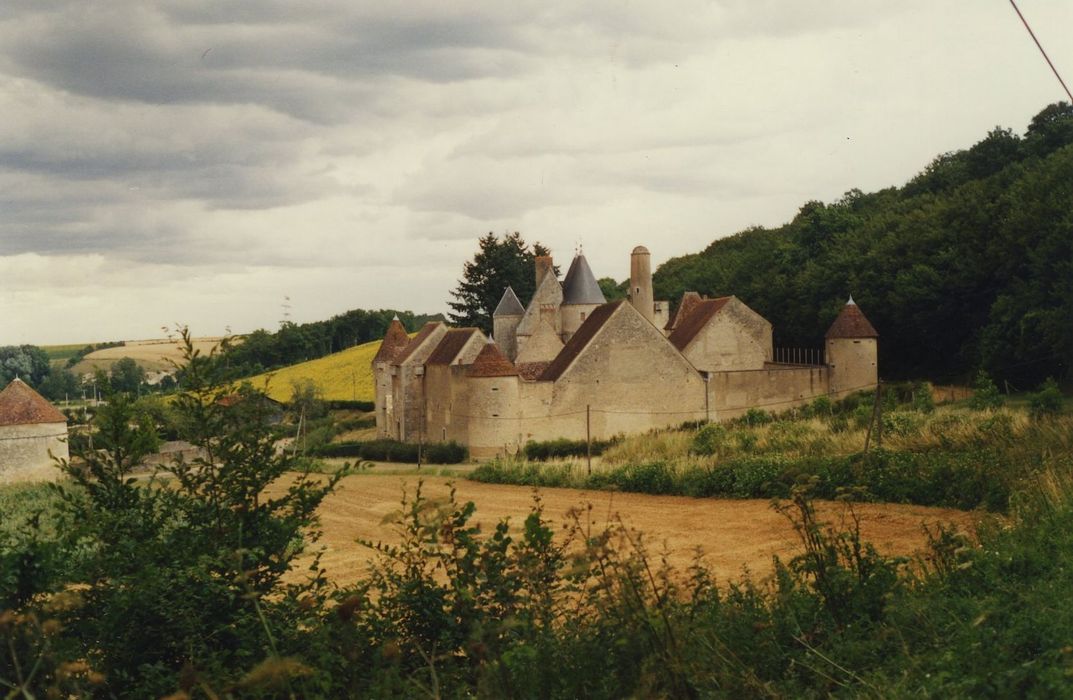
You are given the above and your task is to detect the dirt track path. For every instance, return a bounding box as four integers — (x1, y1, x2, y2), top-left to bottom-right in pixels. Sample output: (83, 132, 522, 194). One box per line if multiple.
(296, 474, 979, 587)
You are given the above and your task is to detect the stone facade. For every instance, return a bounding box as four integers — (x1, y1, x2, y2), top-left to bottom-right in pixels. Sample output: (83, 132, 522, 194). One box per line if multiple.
(373, 246, 879, 458)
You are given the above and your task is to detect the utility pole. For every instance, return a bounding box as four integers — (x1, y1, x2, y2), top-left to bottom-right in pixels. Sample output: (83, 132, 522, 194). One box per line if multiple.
(586, 405, 592, 476)
(864, 382, 883, 453)
(704, 373, 711, 423)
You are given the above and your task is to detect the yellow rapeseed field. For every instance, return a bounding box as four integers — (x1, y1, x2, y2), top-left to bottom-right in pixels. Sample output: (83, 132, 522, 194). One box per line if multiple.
(244, 337, 400, 403)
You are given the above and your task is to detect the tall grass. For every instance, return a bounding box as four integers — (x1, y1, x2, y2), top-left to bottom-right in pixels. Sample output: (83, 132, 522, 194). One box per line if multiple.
(472, 407, 1069, 512)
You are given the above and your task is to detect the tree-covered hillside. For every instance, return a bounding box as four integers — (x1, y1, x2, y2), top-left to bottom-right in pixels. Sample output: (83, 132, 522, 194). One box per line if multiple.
(654, 103, 1073, 387)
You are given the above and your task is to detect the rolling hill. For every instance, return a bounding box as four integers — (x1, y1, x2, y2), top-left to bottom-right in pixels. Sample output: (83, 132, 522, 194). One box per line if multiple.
(242, 337, 395, 403)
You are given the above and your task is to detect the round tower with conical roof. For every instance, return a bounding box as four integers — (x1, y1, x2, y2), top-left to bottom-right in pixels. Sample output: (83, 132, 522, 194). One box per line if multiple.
(629, 245, 655, 325)
(560, 253, 606, 342)
(825, 296, 879, 397)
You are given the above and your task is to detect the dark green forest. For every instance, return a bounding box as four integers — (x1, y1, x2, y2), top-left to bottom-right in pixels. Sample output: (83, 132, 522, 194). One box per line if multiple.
(653, 102, 1073, 387)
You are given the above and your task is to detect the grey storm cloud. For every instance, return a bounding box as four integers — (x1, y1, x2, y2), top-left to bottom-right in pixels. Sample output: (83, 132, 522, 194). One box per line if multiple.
(1, 0, 1069, 344)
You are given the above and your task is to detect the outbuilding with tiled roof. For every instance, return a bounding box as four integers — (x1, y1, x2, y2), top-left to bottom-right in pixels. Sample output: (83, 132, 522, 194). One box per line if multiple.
(0, 378, 69, 482)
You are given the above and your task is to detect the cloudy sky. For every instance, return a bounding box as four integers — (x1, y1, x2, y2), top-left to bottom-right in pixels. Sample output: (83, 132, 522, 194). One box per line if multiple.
(1, 1, 1070, 344)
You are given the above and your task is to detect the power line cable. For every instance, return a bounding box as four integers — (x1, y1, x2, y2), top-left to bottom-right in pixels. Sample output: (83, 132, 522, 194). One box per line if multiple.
(1008, 0, 1073, 103)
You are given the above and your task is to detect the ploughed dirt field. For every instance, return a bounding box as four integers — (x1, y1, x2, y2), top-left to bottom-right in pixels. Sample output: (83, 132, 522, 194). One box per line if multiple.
(295, 473, 979, 586)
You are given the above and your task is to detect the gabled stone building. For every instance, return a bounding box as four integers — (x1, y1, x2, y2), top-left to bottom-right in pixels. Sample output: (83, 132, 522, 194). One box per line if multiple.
(0, 378, 69, 482)
(374, 245, 878, 458)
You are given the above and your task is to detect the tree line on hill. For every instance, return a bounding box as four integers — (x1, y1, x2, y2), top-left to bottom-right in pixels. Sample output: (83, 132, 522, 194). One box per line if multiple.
(651, 102, 1073, 388)
(206, 308, 443, 380)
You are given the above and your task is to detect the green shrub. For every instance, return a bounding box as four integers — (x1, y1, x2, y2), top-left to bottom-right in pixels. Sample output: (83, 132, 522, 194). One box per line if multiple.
(690, 423, 729, 456)
(739, 408, 774, 426)
(315, 439, 467, 464)
(969, 369, 1005, 410)
(911, 381, 935, 413)
(1028, 378, 1064, 419)
(523, 437, 614, 461)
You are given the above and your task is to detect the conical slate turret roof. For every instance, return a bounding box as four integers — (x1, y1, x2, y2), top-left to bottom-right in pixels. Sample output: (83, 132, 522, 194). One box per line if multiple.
(561, 254, 606, 305)
(493, 286, 525, 317)
(0, 378, 66, 426)
(825, 298, 878, 339)
(372, 316, 412, 364)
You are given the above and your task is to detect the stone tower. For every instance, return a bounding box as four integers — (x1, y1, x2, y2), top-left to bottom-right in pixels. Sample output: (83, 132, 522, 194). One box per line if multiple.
(825, 296, 879, 397)
(560, 253, 606, 342)
(492, 286, 525, 361)
(629, 245, 654, 325)
(371, 315, 414, 438)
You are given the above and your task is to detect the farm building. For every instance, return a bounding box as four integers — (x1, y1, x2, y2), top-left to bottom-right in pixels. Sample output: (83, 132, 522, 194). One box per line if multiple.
(0, 378, 69, 482)
(373, 246, 878, 458)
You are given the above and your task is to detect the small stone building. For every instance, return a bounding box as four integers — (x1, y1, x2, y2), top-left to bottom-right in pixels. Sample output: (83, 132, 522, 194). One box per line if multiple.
(374, 245, 879, 458)
(0, 378, 69, 482)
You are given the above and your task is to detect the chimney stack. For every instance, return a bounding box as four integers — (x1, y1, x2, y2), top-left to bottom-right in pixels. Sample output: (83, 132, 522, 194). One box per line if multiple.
(535, 255, 554, 286)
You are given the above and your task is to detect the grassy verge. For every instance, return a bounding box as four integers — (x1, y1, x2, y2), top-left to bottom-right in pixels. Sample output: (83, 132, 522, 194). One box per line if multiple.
(471, 403, 1071, 512)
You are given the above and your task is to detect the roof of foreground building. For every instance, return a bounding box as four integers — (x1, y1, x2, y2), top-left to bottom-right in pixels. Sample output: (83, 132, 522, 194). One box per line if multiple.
(0, 379, 66, 426)
(668, 297, 732, 351)
(372, 316, 412, 364)
(467, 342, 519, 378)
(825, 299, 879, 339)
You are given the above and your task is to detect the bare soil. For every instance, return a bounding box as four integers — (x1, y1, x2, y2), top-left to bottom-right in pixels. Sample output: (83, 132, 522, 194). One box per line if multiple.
(299, 474, 979, 586)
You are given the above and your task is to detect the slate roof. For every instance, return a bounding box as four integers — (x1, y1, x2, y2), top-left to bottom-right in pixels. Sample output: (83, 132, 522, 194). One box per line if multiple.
(395, 322, 443, 365)
(467, 343, 518, 378)
(0, 379, 67, 426)
(493, 286, 525, 317)
(825, 301, 878, 339)
(664, 291, 703, 331)
(372, 317, 412, 364)
(668, 297, 732, 351)
(426, 328, 481, 365)
(539, 301, 623, 381)
(561, 254, 606, 305)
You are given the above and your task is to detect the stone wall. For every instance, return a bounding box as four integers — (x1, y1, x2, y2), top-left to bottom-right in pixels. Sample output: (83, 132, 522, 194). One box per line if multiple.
(0, 422, 68, 483)
(706, 366, 830, 419)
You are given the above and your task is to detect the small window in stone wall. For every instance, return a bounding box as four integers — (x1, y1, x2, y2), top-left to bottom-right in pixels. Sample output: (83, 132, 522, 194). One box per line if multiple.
(491, 387, 499, 392)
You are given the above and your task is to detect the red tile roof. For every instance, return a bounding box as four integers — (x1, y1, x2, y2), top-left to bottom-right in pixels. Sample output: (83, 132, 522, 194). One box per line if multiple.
(394, 322, 443, 365)
(825, 303, 878, 338)
(667, 297, 731, 351)
(516, 361, 550, 380)
(664, 291, 703, 331)
(372, 317, 412, 364)
(539, 301, 623, 381)
(426, 328, 480, 365)
(0, 379, 67, 426)
(467, 343, 518, 378)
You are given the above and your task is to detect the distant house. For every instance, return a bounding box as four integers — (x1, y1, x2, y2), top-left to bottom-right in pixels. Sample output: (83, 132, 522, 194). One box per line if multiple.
(0, 378, 69, 482)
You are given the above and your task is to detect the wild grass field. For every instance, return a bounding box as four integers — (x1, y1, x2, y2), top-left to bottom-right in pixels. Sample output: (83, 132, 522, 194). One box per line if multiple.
(472, 393, 1073, 513)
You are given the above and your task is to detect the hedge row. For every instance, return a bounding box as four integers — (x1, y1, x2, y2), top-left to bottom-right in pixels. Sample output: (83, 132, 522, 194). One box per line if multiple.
(324, 400, 375, 411)
(523, 437, 617, 461)
(313, 439, 467, 464)
(470, 447, 1017, 511)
